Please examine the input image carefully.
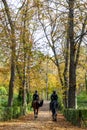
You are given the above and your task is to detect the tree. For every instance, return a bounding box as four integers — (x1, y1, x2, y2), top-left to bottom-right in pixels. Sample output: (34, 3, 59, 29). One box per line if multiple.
(1, 0, 87, 109)
(2, 0, 16, 107)
(68, 0, 87, 108)
(34, 0, 87, 108)
(35, 0, 69, 107)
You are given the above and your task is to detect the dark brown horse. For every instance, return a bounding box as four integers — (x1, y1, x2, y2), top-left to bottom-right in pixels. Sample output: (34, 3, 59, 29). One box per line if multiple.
(32, 100, 43, 118)
(50, 100, 58, 121)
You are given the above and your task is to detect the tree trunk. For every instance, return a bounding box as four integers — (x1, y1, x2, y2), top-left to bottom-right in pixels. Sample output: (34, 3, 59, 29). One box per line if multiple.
(2, 0, 16, 107)
(68, 0, 76, 108)
(21, 6, 28, 111)
(8, 51, 16, 106)
(26, 56, 31, 104)
(63, 38, 69, 108)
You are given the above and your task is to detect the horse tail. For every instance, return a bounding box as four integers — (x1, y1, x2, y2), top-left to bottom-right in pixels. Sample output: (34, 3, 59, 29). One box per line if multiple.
(39, 100, 43, 107)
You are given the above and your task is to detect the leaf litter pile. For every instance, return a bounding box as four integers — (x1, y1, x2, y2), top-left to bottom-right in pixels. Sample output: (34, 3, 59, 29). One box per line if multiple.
(0, 101, 86, 130)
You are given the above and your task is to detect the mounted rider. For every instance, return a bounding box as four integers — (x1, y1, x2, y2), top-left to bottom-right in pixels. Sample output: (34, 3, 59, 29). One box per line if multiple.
(50, 90, 58, 110)
(32, 90, 44, 108)
(33, 90, 39, 101)
(31, 90, 39, 118)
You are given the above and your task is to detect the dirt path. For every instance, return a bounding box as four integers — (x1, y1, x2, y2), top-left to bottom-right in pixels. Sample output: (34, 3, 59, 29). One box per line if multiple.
(0, 101, 86, 130)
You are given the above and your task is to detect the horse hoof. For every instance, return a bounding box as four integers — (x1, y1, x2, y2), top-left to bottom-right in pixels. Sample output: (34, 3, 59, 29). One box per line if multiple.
(34, 116, 36, 118)
(52, 119, 55, 121)
(34, 115, 38, 119)
(54, 118, 57, 121)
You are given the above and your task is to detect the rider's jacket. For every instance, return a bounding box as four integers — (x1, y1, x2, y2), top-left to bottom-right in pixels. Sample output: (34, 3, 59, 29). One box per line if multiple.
(51, 93, 58, 102)
(33, 93, 39, 101)
(50, 93, 58, 110)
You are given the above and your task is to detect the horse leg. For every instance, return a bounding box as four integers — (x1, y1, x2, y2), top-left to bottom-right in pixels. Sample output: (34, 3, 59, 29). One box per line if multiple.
(54, 109, 57, 121)
(35, 108, 38, 118)
(34, 109, 36, 118)
(37, 108, 38, 115)
(54, 113, 57, 121)
(36, 102, 39, 118)
(52, 109, 54, 120)
(34, 109, 35, 118)
(52, 108, 57, 121)
(34, 109, 38, 118)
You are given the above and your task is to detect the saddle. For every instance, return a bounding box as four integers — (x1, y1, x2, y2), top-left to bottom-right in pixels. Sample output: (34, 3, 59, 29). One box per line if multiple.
(32, 100, 38, 107)
(50, 100, 58, 110)
(32, 100, 43, 108)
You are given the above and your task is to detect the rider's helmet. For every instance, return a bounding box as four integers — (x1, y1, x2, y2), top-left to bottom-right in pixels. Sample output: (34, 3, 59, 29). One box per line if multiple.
(53, 90, 56, 94)
(35, 90, 38, 94)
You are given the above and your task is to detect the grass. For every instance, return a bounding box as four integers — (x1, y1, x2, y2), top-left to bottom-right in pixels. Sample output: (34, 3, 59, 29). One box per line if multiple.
(77, 91, 87, 109)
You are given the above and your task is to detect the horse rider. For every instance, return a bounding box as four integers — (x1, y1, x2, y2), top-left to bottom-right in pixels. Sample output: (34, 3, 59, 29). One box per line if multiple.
(50, 90, 58, 110)
(32, 90, 40, 118)
(33, 90, 39, 101)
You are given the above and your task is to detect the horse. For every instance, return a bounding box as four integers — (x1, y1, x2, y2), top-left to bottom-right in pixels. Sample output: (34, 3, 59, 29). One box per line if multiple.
(32, 100, 43, 118)
(50, 100, 58, 121)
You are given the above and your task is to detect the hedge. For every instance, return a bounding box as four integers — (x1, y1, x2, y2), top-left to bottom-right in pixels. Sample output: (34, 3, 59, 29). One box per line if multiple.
(0, 104, 32, 121)
(64, 109, 87, 128)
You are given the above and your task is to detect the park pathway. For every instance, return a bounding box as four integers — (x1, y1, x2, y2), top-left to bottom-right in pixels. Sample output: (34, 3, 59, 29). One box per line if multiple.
(0, 101, 86, 130)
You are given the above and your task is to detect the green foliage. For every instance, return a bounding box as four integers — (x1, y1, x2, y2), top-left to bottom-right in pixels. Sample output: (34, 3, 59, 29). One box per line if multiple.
(0, 106, 23, 121)
(13, 93, 23, 106)
(57, 95, 64, 111)
(27, 102, 33, 111)
(0, 86, 8, 106)
(64, 109, 79, 125)
(0, 107, 13, 121)
(12, 106, 21, 118)
(77, 91, 87, 108)
(78, 91, 87, 101)
(0, 86, 7, 95)
(0, 91, 33, 121)
(64, 109, 87, 127)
